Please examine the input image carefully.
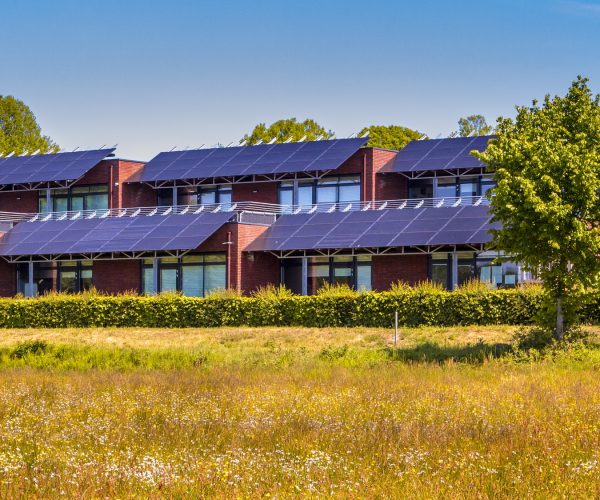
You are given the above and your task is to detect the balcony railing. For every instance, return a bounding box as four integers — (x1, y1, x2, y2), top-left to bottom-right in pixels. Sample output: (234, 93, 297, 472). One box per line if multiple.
(6, 196, 490, 224)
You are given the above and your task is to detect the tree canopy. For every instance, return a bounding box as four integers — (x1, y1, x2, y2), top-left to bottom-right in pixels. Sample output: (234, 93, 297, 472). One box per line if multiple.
(475, 76, 600, 338)
(454, 114, 494, 137)
(241, 118, 333, 145)
(0, 96, 59, 155)
(357, 125, 422, 150)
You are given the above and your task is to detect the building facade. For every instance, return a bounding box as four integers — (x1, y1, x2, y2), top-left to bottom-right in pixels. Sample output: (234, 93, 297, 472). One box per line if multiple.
(0, 136, 524, 297)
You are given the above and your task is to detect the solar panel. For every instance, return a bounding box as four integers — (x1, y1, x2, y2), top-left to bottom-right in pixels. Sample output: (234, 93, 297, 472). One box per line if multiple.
(0, 212, 232, 256)
(0, 149, 115, 185)
(141, 138, 368, 181)
(246, 205, 495, 251)
(386, 136, 493, 173)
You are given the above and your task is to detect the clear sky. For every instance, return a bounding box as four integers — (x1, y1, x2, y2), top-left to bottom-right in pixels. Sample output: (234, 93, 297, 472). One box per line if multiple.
(1, 0, 598, 160)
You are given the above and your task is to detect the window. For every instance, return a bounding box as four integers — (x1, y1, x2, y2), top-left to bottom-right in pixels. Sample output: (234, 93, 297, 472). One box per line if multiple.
(281, 255, 372, 295)
(141, 254, 226, 296)
(476, 253, 520, 289)
(408, 179, 434, 199)
(407, 176, 497, 200)
(157, 185, 233, 207)
(278, 175, 361, 207)
(39, 185, 109, 213)
(17, 261, 93, 295)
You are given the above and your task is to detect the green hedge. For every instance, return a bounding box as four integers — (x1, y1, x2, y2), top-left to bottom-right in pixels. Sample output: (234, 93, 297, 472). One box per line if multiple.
(0, 288, 597, 328)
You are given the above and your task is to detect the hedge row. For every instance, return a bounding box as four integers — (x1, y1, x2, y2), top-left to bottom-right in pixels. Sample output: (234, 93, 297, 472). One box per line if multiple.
(0, 288, 597, 328)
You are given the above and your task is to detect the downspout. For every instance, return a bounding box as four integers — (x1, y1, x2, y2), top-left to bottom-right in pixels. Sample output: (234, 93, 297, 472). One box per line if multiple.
(226, 230, 232, 290)
(362, 152, 368, 201)
(109, 162, 114, 209)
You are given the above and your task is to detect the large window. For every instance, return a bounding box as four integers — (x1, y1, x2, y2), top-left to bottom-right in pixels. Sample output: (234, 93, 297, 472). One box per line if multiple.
(141, 254, 226, 296)
(39, 185, 109, 213)
(157, 185, 232, 207)
(281, 255, 371, 295)
(278, 175, 361, 208)
(408, 175, 495, 200)
(17, 261, 93, 295)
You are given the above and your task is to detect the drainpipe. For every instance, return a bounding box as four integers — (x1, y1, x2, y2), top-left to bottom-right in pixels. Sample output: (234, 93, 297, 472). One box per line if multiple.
(362, 152, 368, 201)
(225, 231, 232, 290)
(109, 162, 114, 209)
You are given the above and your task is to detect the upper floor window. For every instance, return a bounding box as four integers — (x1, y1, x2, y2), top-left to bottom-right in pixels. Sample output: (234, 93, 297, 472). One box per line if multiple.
(408, 175, 495, 201)
(39, 185, 109, 213)
(278, 175, 361, 207)
(157, 185, 232, 207)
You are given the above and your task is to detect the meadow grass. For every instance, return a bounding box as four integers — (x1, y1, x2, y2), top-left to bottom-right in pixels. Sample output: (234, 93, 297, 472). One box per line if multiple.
(0, 326, 599, 497)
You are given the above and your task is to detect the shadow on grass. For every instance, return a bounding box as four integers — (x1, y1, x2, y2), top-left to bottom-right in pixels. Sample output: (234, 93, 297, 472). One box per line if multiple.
(384, 341, 512, 364)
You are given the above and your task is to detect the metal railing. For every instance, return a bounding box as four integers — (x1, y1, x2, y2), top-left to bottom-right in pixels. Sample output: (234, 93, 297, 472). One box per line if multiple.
(18, 196, 489, 223)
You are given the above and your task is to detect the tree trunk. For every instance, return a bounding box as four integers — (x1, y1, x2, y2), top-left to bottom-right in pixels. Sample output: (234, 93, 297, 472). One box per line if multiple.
(555, 297, 564, 340)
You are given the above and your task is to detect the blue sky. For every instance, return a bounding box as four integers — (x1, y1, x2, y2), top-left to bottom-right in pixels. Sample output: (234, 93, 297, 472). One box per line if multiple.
(1, 0, 598, 160)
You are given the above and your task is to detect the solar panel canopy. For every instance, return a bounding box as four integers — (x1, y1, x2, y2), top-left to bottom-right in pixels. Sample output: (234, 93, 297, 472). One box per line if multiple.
(0, 149, 115, 185)
(0, 212, 232, 256)
(141, 138, 368, 181)
(247, 205, 499, 252)
(388, 136, 493, 173)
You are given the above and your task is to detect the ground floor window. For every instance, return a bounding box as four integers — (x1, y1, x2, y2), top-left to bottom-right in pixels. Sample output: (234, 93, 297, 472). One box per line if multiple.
(429, 252, 520, 290)
(281, 255, 371, 294)
(141, 254, 226, 296)
(17, 261, 93, 295)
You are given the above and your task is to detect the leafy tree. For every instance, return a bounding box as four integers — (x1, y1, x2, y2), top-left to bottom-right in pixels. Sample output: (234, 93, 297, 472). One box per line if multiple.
(357, 125, 422, 150)
(0, 96, 59, 155)
(475, 77, 600, 339)
(242, 118, 333, 145)
(454, 114, 494, 137)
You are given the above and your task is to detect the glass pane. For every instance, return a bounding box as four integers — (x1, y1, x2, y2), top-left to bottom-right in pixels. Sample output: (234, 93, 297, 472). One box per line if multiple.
(177, 187, 197, 206)
(81, 270, 93, 291)
(204, 264, 226, 295)
(460, 180, 478, 203)
(204, 254, 226, 262)
(157, 188, 173, 206)
(89, 184, 108, 193)
(316, 185, 336, 204)
(356, 263, 372, 291)
(53, 197, 69, 212)
(39, 197, 48, 213)
(409, 179, 434, 199)
(457, 264, 474, 286)
(71, 186, 90, 194)
(436, 178, 457, 199)
(308, 263, 329, 295)
(142, 267, 154, 294)
(333, 265, 353, 287)
(182, 255, 203, 263)
(431, 262, 448, 289)
(200, 190, 216, 205)
(71, 196, 84, 212)
(338, 184, 361, 203)
(297, 184, 313, 206)
(279, 188, 293, 211)
(181, 265, 203, 297)
(60, 271, 77, 293)
(218, 189, 232, 206)
(160, 268, 178, 293)
(282, 259, 303, 295)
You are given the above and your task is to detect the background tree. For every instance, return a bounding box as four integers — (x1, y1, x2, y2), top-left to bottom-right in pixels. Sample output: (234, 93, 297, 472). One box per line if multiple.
(357, 125, 422, 150)
(242, 118, 333, 145)
(475, 76, 600, 339)
(0, 96, 59, 155)
(454, 114, 494, 137)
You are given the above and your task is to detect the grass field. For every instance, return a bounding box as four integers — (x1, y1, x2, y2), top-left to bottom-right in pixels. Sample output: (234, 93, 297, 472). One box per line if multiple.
(0, 326, 599, 497)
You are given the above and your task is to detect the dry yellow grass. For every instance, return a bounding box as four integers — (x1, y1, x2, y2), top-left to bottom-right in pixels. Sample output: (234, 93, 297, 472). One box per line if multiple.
(0, 325, 599, 497)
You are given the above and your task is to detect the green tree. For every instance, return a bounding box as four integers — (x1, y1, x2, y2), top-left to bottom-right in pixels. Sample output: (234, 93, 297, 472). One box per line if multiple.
(475, 77, 600, 339)
(0, 96, 59, 155)
(357, 125, 422, 150)
(455, 114, 494, 137)
(242, 118, 333, 145)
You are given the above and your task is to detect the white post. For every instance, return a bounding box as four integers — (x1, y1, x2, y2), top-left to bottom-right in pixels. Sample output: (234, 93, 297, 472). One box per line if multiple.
(301, 257, 308, 296)
(45, 189, 51, 212)
(451, 252, 459, 290)
(394, 310, 398, 346)
(27, 261, 34, 297)
(152, 257, 159, 295)
(172, 186, 178, 208)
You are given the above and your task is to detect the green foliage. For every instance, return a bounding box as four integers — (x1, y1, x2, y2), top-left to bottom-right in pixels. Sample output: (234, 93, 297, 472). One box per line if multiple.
(453, 114, 494, 137)
(0, 95, 59, 155)
(475, 76, 600, 338)
(241, 118, 333, 145)
(10, 340, 49, 359)
(358, 125, 422, 150)
(0, 286, 595, 329)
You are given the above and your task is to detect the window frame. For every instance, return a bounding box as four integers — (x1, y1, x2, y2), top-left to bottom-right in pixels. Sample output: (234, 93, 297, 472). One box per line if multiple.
(38, 184, 109, 213)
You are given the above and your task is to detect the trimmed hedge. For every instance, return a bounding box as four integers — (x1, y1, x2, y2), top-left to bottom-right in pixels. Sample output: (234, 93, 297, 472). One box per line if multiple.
(0, 288, 597, 328)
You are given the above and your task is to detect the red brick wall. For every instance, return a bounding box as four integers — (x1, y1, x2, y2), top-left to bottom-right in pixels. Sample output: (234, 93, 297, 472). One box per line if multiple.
(232, 182, 278, 204)
(0, 191, 38, 213)
(93, 260, 141, 294)
(0, 259, 16, 297)
(371, 254, 428, 290)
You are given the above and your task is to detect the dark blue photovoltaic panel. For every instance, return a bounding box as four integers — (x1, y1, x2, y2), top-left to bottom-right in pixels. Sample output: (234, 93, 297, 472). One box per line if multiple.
(246, 205, 496, 251)
(0, 212, 232, 256)
(0, 149, 115, 185)
(141, 138, 368, 181)
(386, 135, 493, 173)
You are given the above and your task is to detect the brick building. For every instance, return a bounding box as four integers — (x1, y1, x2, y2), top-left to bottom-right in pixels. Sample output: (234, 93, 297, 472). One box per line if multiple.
(0, 136, 525, 297)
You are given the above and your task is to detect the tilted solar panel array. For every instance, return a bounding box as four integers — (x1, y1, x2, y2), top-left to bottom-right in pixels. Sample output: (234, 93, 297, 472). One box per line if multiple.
(389, 135, 493, 173)
(0, 149, 116, 185)
(247, 205, 499, 251)
(0, 212, 233, 256)
(141, 138, 368, 181)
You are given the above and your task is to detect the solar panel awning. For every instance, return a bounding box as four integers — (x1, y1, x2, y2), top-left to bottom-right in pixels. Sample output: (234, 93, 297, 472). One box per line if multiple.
(246, 205, 498, 252)
(0, 149, 116, 186)
(140, 138, 368, 182)
(386, 136, 493, 173)
(0, 212, 233, 257)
